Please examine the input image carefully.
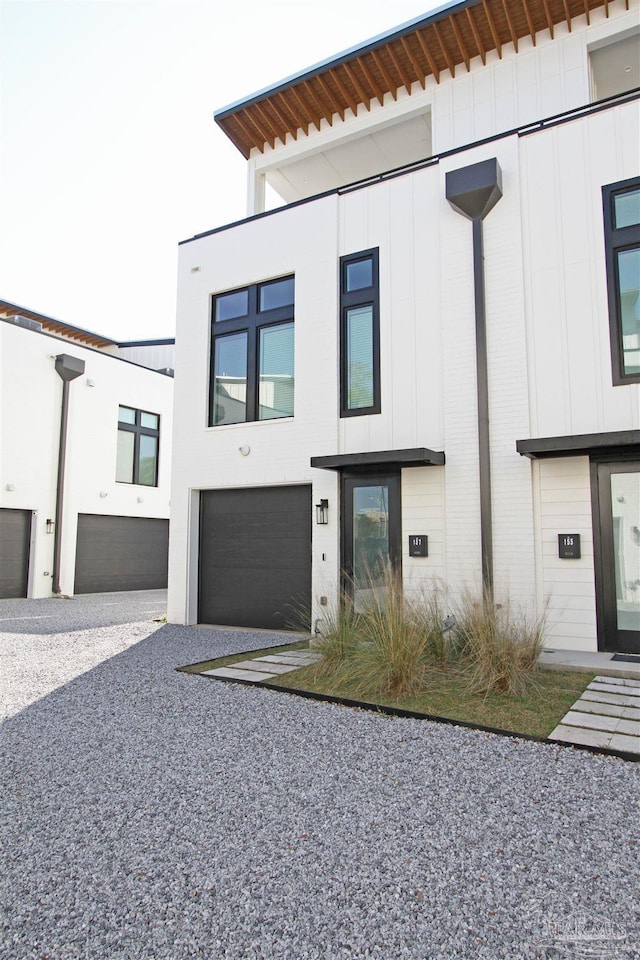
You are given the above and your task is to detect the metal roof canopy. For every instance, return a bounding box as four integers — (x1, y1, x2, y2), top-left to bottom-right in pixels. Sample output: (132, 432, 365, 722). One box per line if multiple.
(311, 448, 446, 470)
(215, 0, 625, 158)
(516, 430, 640, 458)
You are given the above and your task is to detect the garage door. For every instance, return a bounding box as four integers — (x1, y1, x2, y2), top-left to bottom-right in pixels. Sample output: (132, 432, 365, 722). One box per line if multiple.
(199, 486, 311, 630)
(74, 514, 169, 594)
(0, 508, 31, 599)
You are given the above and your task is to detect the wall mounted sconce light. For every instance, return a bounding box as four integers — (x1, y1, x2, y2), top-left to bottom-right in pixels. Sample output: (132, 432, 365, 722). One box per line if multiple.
(5, 483, 15, 492)
(46, 518, 55, 534)
(86, 379, 95, 387)
(238, 444, 251, 456)
(315, 499, 329, 525)
(99, 491, 108, 498)
(137, 496, 144, 503)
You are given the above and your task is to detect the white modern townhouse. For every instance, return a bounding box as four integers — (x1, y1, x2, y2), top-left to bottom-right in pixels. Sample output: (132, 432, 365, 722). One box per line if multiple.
(0, 300, 174, 598)
(168, 0, 640, 655)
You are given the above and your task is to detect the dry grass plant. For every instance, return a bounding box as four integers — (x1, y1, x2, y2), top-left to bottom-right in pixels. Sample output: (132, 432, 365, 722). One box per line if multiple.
(314, 573, 546, 700)
(453, 590, 546, 697)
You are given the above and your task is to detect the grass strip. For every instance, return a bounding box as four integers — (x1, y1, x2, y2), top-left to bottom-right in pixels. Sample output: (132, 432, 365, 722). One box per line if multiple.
(267, 661, 594, 739)
(180, 640, 594, 739)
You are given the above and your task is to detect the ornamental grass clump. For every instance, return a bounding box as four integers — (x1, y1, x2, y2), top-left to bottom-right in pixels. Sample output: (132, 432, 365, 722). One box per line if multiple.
(314, 571, 451, 696)
(347, 571, 431, 696)
(454, 591, 546, 697)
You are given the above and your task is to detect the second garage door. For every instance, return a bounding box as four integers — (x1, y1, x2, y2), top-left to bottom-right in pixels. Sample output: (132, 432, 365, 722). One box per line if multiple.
(199, 486, 311, 630)
(0, 508, 31, 599)
(74, 514, 169, 594)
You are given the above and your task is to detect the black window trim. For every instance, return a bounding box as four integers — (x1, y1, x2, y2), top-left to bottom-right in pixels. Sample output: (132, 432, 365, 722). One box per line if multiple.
(209, 275, 295, 426)
(602, 175, 640, 386)
(117, 405, 160, 487)
(340, 247, 381, 418)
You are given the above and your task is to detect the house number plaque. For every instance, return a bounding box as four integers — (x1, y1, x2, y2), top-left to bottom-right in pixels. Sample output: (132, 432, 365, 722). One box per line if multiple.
(409, 535, 428, 557)
(558, 534, 581, 559)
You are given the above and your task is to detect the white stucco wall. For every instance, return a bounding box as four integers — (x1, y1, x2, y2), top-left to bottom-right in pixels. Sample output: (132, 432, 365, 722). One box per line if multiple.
(0, 322, 173, 597)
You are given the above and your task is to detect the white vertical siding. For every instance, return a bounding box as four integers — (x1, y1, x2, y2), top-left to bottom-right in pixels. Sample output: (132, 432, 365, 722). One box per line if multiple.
(536, 457, 598, 651)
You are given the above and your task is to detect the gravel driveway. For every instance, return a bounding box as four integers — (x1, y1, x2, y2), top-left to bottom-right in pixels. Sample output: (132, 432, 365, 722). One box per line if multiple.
(1, 593, 638, 960)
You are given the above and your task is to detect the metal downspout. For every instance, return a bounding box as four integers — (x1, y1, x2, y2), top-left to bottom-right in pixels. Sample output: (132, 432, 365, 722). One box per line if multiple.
(52, 354, 85, 595)
(445, 158, 503, 602)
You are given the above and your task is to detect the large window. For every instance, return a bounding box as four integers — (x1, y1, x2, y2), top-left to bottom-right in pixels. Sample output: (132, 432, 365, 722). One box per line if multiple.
(210, 276, 294, 426)
(116, 406, 160, 486)
(340, 248, 380, 417)
(603, 177, 640, 384)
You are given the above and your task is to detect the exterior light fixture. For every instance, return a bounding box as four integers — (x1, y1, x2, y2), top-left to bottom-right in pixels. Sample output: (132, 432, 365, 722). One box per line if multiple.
(99, 491, 108, 498)
(238, 444, 251, 456)
(315, 499, 329, 525)
(5, 483, 15, 492)
(46, 518, 55, 534)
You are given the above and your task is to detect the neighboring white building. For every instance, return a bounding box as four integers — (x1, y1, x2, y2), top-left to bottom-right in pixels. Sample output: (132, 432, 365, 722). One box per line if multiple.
(0, 300, 174, 598)
(169, 0, 640, 655)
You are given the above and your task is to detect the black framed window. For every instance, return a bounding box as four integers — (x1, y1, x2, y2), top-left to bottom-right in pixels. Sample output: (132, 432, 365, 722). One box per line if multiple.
(340, 248, 380, 417)
(209, 276, 294, 426)
(602, 177, 640, 384)
(116, 406, 160, 486)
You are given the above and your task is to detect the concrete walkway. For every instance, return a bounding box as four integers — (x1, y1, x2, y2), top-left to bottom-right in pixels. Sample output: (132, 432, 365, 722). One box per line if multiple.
(549, 675, 640, 755)
(201, 648, 321, 682)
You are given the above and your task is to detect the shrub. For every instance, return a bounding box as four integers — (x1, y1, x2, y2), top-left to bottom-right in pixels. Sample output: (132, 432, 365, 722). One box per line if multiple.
(454, 591, 546, 697)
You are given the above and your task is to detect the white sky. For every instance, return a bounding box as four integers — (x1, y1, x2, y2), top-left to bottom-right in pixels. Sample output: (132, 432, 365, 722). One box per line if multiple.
(1, 0, 444, 341)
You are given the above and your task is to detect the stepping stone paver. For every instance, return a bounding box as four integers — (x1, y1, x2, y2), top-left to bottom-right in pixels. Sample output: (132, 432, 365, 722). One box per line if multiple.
(256, 654, 321, 666)
(202, 666, 275, 683)
(550, 675, 640, 756)
(231, 660, 299, 674)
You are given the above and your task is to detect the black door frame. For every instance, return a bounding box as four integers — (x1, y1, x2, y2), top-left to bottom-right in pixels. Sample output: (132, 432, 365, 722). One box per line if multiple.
(591, 455, 640, 654)
(340, 469, 402, 599)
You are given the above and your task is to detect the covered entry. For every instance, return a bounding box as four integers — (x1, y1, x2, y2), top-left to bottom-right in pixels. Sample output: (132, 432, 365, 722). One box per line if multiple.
(199, 485, 312, 630)
(74, 514, 169, 593)
(0, 508, 31, 599)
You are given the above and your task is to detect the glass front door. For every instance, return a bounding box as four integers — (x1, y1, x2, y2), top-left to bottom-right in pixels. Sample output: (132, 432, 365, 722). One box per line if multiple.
(595, 462, 640, 654)
(342, 473, 401, 612)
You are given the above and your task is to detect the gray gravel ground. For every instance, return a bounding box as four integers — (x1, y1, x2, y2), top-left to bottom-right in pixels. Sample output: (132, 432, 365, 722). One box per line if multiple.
(1, 594, 639, 960)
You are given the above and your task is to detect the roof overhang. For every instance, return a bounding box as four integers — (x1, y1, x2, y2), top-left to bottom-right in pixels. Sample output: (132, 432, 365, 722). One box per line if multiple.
(516, 430, 640, 459)
(0, 299, 117, 349)
(215, 0, 621, 158)
(311, 447, 445, 471)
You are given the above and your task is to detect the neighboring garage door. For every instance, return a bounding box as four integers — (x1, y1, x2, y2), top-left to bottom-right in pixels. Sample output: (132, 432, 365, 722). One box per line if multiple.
(74, 514, 169, 594)
(199, 486, 311, 630)
(0, 508, 31, 599)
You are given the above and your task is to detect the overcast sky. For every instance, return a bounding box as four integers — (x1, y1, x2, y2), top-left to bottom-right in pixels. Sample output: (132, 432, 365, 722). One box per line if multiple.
(0, 0, 443, 341)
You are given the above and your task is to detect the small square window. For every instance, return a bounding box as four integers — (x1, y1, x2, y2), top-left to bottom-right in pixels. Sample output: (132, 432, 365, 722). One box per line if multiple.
(214, 289, 249, 322)
(614, 189, 640, 229)
(259, 277, 295, 312)
(345, 258, 373, 292)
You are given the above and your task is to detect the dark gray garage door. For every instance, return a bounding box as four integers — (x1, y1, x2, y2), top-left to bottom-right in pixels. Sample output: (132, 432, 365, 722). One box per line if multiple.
(199, 486, 311, 630)
(0, 508, 31, 599)
(74, 514, 169, 594)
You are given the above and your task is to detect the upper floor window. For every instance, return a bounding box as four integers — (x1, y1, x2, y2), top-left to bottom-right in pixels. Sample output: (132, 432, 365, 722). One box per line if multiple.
(602, 177, 640, 384)
(340, 248, 380, 417)
(116, 406, 160, 486)
(210, 276, 294, 426)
